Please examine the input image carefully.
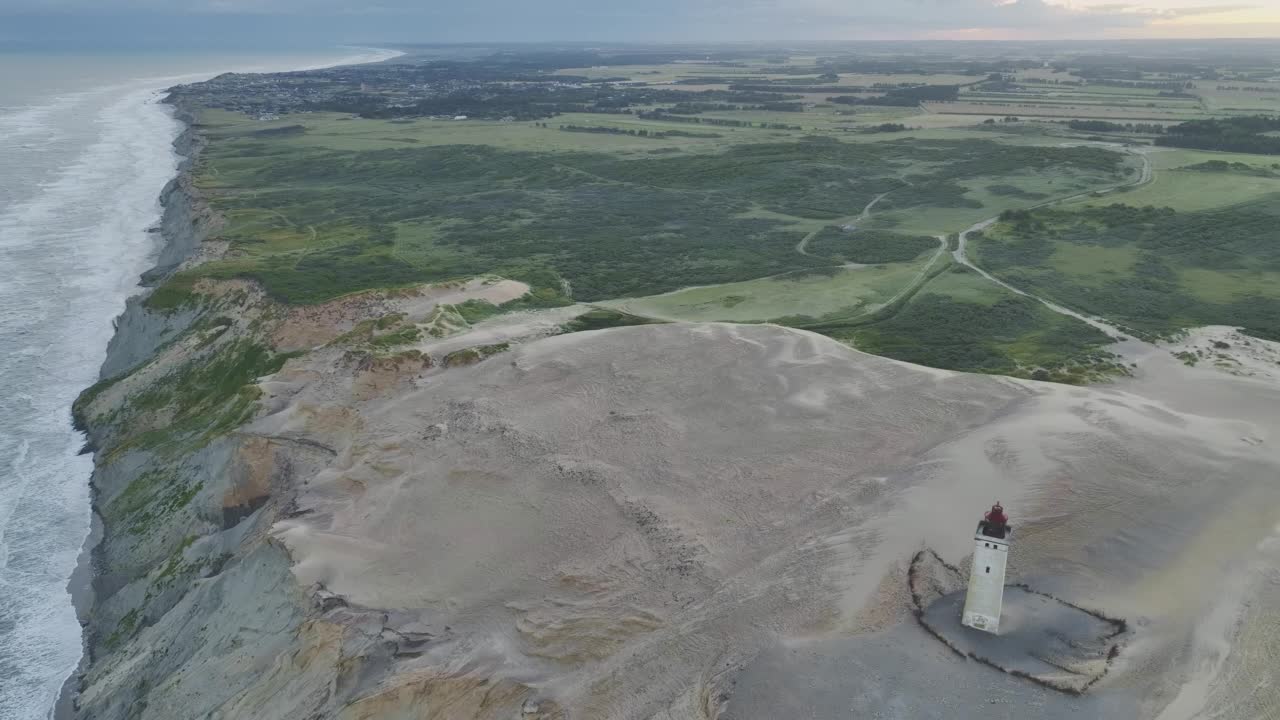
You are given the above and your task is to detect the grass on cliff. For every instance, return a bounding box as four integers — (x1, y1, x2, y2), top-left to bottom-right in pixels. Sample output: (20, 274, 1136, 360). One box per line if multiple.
(105, 469, 200, 536)
(115, 339, 303, 457)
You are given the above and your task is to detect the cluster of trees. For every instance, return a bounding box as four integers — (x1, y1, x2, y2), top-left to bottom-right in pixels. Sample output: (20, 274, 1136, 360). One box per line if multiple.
(1183, 160, 1280, 177)
(559, 124, 652, 136)
(1066, 120, 1166, 134)
(861, 123, 909, 133)
(807, 228, 937, 262)
(558, 125, 722, 139)
(665, 102, 748, 114)
(828, 84, 960, 108)
(732, 83, 872, 94)
(1016, 77, 1083, 86)
(249, 124, 306, 137)
(987, 184, 1048, 200)
(986, 202, 1280, 340)
(876, 84, 962, 103)
(758, 102, 806, 112)
(636, 112, 802, 129)
(838, 292, 1111, 374)
(1080, 77, 1194, 91)
(1155, 116, 1280, 155)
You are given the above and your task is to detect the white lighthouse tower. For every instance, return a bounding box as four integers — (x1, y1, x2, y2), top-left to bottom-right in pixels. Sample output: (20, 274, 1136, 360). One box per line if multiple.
(962, 501, 1011, 634)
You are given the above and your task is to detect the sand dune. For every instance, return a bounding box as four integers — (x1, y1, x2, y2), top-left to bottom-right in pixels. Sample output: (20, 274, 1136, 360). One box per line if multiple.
(244, 322, 1280, 718)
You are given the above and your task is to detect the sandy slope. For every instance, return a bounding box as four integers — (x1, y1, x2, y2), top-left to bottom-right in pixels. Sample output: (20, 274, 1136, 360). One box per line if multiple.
(242, 322, 1280, 719)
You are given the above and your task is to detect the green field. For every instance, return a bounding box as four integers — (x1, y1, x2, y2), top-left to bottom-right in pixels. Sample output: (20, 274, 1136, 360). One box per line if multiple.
(866, 159, 1141, 235)
(971, 201, 1280, 340)
(161, 48, 1280, 382)
(601, 259, 935, 324)
(1072, 148, 1280, 212)
(818, 265, 1121, 379)
(174, 110, 1126, 306)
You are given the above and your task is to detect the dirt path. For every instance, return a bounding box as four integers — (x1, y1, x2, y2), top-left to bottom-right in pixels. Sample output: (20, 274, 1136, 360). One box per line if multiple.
(608, 145, 1153, 333)
(952, 148, 1154, 344)
(795, 191, 891, 258)
(837, 234, 948, 322)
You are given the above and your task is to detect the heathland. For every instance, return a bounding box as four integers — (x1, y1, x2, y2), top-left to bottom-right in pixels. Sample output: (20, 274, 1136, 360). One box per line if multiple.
(148, 45, 1280, 380)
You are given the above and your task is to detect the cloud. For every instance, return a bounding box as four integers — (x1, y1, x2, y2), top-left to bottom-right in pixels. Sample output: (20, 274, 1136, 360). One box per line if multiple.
(1156, 3, 1255, 17)
(0, 0, 1271, 44)
(735, 0, 1193, 30)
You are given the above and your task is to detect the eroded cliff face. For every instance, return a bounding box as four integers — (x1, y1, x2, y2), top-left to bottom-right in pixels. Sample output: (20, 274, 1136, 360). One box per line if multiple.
(70, 107, 1280, 720)
(70, 103, 559, 719)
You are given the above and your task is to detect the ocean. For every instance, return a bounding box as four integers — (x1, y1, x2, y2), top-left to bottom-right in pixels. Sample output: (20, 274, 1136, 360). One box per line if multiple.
(0, 46, 400, 720)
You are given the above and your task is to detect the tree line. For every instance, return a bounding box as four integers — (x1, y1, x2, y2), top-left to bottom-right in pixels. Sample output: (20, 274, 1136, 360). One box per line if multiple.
(1154, 116, 1280, 155)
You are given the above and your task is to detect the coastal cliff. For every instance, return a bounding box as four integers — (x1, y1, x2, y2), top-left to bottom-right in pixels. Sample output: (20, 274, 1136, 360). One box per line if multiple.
(65, 98, 1280, 720)
(69, 104, 300, 717)
(67, 98, 566, 719)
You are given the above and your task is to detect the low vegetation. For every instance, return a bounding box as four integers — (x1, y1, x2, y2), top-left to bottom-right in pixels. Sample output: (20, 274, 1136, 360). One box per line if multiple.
(1155, 116, 1280, 154)
(977, 202, 1280, 340)
(155, 45, 1280, 384)
(165, 120, 1123, 307)
(806, 228, 939, 263)
(561, 308, 657, 333)
(817, 266, 1120, 381)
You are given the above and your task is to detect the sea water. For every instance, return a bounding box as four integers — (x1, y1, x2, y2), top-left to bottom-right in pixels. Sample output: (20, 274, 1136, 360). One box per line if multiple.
(0, 46, 400, 719)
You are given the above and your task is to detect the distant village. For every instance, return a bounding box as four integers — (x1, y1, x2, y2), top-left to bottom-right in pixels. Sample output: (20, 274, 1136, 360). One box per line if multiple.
(166, 60, 625, 122)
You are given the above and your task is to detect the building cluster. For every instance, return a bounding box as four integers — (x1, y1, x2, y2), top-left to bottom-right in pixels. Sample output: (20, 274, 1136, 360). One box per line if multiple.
(167, 64, 592, 120)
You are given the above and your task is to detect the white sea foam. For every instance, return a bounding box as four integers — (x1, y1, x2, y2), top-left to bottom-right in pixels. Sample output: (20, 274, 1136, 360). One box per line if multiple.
(0, 46, 401, 720)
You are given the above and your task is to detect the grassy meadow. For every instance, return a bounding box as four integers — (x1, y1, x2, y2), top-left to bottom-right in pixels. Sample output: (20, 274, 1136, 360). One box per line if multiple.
(600, 259, 936, 324)
(157, 49, 1280, 380)
(181, 108, 1125, 308)
(971, 199, 1280, 340)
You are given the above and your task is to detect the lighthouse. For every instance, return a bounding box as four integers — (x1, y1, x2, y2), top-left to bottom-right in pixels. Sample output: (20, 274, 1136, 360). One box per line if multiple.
(962, 502, 1011, 634)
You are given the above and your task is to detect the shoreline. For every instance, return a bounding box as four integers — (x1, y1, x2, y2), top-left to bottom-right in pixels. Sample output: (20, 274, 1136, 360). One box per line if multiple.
(52, 47, 401, 720)
(53, 103, 207, 720)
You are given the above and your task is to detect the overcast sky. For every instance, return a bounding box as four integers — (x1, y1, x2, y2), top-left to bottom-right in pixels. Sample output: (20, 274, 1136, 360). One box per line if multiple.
(2, 0, 1278, 49)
